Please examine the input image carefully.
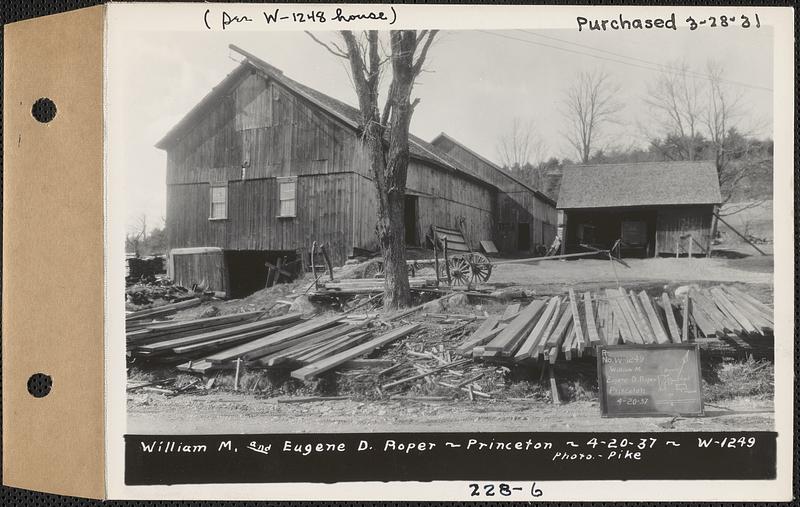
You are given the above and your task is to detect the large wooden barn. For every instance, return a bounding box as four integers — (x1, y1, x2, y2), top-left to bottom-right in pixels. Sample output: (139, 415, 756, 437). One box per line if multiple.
(556, 161, 722, 258)
(156, 46, 556, 297)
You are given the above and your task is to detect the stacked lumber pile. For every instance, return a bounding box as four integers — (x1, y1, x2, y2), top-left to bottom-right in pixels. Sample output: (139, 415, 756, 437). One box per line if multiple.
(128, 306, 424, 379)
(125, 298, 202, 330)
(457, 285, 772, 364)
(686, 286, 773, 337)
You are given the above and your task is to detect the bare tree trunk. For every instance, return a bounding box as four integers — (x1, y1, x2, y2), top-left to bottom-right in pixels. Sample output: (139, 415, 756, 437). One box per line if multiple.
(308, 30, 437, 309)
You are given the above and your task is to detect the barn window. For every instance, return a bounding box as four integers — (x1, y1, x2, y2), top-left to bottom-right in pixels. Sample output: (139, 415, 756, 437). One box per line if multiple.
(209, 183, 228, 220)
(278, 177, 297, 218)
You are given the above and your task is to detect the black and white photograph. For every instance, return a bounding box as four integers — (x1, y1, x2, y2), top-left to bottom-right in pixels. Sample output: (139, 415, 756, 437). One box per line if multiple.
(103, 3, 793, 499)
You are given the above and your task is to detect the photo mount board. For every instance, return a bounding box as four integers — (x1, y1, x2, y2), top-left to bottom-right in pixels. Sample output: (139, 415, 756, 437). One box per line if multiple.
(0, 2, 794, 501)
(2, 4, 106, 498)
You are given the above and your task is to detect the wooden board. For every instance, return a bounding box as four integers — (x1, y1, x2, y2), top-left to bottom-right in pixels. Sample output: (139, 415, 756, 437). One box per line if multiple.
(291, 323, 420, 380)
(568, 289, 586, 353)
(206, 315, 345, 363)
(583, 292, 601, 346)
(480, 240, 499, 254)
(661, 293, 682, 343)
(514, 296, 560, 361)
(638, 291, 670, 344)
(137, 313, 302, 352)
(484, 300, 545, 354)
(597, 343, 703, 417)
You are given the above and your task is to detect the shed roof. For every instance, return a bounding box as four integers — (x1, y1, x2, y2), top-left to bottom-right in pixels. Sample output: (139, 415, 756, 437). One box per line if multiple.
(556, 161, 722, 209)
(155, 45, 496, 190)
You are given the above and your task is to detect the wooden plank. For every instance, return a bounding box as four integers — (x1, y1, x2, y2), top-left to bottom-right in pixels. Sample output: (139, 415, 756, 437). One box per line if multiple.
(638, 291, 670, 344)
(608, 303, 620, 345)
(614, 289, 644, 343)
(454, 317, 500, 356)
(501, 303, 521, 319)
(467, 326, 506, 357)
(207, 314, 346, 363)
(298, 332, 373, 363)
(720, 287, 773, 331)
(137, 313, 303, 352)
(514, 296, 560, 361)
(544, 303, 573, 350)
(628, 290, 656, 343)
(141, 311, 262, 332)
(291, 323, 421, 381)
(583, 292, 601, 346)
(548, 364, 560, 403)
(703, 289, 744, 333)
(171, 324, 292, 355)
(484, 300, 546, 353)
(127, 320, 255, 348)
(682, 293, 690, 341)
(532, 301, 564, 359)
(480, 240, 499, 255)
(693, 290, 735, 333)
(251, 323, 359, 366)
(688, 293, 721, 337)
(561, 322, 576, 360)
(605, 289, 636, 344)
(292, 334, 359, 363)
(661, 293, 681, 343)
(595, 299, 608, 345)
(125, 298, 202, 321)
(710, 288, 760, 335)
(567, 289, 586, 354)
(723, 285, 773, 323)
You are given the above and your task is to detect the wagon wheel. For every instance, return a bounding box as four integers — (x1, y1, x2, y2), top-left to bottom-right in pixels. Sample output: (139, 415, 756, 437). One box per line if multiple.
(465, 252, 493, 284)
(446, 256, 472, 286)
(362, 260, 384, 278)
(363, 260, 415, 279)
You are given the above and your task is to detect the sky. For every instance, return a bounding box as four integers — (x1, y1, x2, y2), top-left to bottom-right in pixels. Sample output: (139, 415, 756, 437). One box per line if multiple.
(116, 28, 774, 231)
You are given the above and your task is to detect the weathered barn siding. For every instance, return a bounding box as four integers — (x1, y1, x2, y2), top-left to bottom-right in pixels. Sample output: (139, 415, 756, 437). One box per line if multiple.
(167, 173, 355, 265)
(349, 160, 496, 252)
(655, 205, 714, 255)
(169, 248, 227, 293)
(165, 71, 373, 264)
(431, 134, 557, 253)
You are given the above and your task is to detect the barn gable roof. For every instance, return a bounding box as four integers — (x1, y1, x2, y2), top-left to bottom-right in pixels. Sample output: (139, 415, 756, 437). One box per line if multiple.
(155, 45, 497, 190)
(556, 161, 722, 209)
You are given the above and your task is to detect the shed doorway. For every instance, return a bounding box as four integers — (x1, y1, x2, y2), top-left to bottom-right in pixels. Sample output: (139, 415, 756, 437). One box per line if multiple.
(404, 195, 419, 246)
(224, 250, 297, 298)
(518, 222, 531, 251)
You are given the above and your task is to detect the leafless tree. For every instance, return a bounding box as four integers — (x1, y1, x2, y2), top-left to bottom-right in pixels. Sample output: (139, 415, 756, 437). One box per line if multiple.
(126, 214, 148, 256)
(307, 30, 438, 309)
(497, 118, 545, 170)
(562, 69, 623, 164)
(644, 60, 705, 161)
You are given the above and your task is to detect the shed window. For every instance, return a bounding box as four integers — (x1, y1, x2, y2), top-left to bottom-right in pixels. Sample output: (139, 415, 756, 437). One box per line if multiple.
(210, 183, 227, 220)
(278, 177, 297, 217)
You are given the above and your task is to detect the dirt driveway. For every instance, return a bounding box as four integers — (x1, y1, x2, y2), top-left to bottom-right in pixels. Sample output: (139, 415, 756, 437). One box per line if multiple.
(489, 257, 772, 288)
(128, 392, 773, 434)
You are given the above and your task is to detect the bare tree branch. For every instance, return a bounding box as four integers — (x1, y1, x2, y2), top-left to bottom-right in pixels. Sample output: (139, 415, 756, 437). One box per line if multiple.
(304, 31, 349, 59)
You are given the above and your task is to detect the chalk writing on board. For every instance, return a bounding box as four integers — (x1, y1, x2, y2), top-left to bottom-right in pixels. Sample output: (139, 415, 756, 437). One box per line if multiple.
(598, 344, 703, 417)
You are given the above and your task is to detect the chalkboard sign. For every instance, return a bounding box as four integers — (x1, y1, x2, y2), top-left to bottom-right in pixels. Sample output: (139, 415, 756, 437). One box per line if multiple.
(597, 344, 703, 417)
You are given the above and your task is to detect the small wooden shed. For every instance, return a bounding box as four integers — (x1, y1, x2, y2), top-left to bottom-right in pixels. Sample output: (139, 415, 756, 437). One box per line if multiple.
(556, 161, 722, 257)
